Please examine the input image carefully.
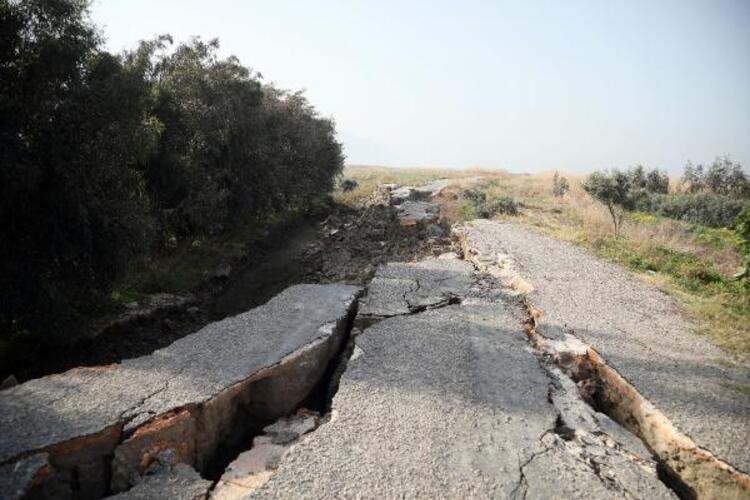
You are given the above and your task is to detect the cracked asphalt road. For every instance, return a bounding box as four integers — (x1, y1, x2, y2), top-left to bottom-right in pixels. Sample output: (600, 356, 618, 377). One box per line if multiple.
(249, 258, 675, 499)
(459, 219, 750, 475)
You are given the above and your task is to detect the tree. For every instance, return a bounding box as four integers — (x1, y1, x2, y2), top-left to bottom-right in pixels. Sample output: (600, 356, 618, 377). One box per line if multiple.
(0, 2, 345, 362)
(628, 165, 647, 190)
(625, 165, 668, 194)
(682, 161, 705, 193)
(134, 37, 344, 237)
(583, 170, 639, 236)
(645, 169, 669, 194)
(552, 171, 569, 197)
(0, 0, 157, 346)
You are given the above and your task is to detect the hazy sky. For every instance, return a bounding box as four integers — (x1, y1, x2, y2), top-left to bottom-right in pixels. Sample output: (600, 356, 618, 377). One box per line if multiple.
(91, 0, 750, 173)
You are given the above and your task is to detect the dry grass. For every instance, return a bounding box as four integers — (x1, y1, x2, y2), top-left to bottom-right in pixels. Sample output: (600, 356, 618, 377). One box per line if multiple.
(336, 165, 506, 205)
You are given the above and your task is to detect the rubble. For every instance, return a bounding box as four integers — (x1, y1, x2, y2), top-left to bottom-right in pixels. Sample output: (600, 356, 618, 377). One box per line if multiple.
(210, 410, 320, 500)
(302, 196, 454, 285)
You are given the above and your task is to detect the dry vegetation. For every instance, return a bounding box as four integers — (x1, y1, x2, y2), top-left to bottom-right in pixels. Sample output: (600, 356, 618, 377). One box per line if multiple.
(338, 166, 749, 361)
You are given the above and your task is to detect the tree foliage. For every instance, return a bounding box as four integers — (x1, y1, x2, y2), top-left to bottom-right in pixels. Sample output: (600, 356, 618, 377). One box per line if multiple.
(682, 157, 749, 196)
(626, 165, 669, 194)
(584, 166, 674, 235)
(635, 193, 745, 228)
(1, 0, 156, 341)
(0, 0, 344, 350)
(583, 170, 642, 235)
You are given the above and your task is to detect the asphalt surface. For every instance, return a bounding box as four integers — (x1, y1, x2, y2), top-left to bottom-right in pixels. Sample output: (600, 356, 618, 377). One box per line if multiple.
(105, 464, 211, 500)
(358, 256, 476, 316)
(249, 260, 674, 499)
(459, 219, 750, 474)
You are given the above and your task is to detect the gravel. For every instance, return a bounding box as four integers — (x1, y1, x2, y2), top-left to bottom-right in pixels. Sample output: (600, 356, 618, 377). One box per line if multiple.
(459, 219, 750, 473)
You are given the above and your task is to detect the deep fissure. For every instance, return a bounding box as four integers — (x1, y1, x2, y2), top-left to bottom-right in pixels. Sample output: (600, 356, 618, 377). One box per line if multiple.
(202, 297, 361, 494)
(521, 300, 750, 500)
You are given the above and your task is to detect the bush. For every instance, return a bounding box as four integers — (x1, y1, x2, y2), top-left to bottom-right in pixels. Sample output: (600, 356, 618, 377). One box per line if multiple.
(734, 203, 750, 251)
(635, 193, 745, 228)
(460, 189, 519, 218)
(340, 179, 358, 192)
(485, 197, 519, 216)
(552, 172, 569, 197)
(733, 203, 750, 280)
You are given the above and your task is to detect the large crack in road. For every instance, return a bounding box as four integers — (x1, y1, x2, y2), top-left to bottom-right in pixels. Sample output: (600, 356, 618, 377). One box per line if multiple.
(239, 252, 679, 499)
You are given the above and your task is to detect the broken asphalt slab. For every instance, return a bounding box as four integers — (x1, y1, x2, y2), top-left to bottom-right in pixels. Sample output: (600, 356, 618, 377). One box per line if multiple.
(386, 180, 450, 226)
(249, 299, 675, 499)
(457, 219, 750, 497)
(358, 255, 476, 317)
(0, 284, 360, 499)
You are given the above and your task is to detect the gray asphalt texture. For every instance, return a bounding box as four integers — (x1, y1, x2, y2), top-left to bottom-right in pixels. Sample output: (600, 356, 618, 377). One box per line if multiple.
(104, 464, 211, 500)
(249, 265, 674, 499)
(0, 284, 360, 465)
(358, 256, 476, 316)
(460, 219, 750, 473)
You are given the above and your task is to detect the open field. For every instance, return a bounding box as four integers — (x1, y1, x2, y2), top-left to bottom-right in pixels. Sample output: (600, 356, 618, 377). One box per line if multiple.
(339, 166, 749, 360)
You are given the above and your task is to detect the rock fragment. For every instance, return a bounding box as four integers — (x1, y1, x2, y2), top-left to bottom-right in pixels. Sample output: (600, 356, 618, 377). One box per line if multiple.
(104, 464, 210, 500)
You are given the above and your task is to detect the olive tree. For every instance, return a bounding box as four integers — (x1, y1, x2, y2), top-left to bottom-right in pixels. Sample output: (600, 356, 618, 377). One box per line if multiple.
(583, 170, 639, 236)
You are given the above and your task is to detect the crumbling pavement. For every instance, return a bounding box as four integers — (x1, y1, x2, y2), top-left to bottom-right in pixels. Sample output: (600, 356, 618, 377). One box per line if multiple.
(2, 187, 748, 500)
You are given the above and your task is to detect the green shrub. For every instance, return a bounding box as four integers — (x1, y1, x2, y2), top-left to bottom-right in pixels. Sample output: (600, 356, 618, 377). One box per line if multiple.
(340, 179, 358, 192)
(552, 172, 570, 197)
(734, 203, 750, 251)
(635, 193, 745, 228)
(485, 197, 519, 216)
(460, 189, 519, 218)
(733, 203, 750, 280)
(457, 200, 477, 221)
